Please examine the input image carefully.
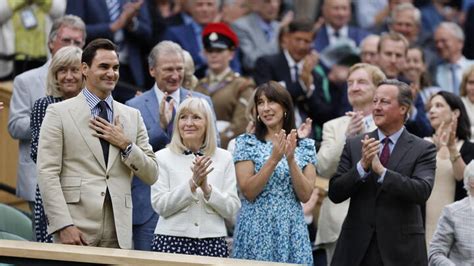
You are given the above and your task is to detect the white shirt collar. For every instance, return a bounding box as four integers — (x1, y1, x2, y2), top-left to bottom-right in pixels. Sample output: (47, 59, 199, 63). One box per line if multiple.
(154, 84, 181, 106)
(326, 24, 348, 38)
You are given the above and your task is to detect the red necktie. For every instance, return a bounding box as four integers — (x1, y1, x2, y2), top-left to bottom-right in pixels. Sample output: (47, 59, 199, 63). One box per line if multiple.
(380, 137, 391, 167)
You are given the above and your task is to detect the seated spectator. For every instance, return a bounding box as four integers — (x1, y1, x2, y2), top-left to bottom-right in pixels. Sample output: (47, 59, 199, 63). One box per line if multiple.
(428, 160, 474, 265)
(30, 46, 83, 243)
(194, 22, 254, 148)
(434, 22, 474, 96)
(151, 97, 240, 257)
(460, 66, 474, 139)
(313, 0, 368, 52)
(425, 91, 474, 245)
(232, 81, 316, 264)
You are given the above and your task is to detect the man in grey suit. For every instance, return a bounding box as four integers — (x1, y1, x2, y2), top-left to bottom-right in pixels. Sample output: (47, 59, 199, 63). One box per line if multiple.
(125, 40, 216, 250)
(8, 15, 86, 206)
(329, 79, 436, 265)
(232, 0, 281, 73)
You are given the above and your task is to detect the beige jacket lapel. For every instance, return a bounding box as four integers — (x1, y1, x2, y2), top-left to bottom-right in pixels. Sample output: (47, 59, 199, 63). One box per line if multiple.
(68, 93, 107, 170)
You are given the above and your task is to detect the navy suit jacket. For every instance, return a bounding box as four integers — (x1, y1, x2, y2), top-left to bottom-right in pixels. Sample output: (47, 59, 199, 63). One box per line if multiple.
(329, 129, 436, 266)
(254, 52, 338, 127)
(162, 23, 241, 78)
(313, 25, 369, 52)
(66, 0, 151, 87)
(125, 87, 215, 225)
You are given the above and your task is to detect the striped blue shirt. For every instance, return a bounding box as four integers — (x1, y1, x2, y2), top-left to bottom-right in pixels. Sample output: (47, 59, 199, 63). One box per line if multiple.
(83, 88, 114, 122)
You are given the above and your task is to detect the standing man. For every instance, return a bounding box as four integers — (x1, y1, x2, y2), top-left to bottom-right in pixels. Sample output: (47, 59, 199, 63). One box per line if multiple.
(37, 39, 158, 249)
(125, 40, 214, 250)
(328, 79, 436, 265)
(316, 63, 386, 265)
(254, 19, 340, 139)
(8, 15, 86, 210)
(66, 0, 152, 103)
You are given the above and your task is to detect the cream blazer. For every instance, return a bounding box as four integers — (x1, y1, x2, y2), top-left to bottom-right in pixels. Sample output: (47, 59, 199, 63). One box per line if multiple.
(316, 115, 376, 245)
(37, 93, 158, 249)
(151, 148, 241, 238)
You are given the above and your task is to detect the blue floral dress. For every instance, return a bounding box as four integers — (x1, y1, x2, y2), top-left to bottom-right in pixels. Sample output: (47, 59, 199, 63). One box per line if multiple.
(232, 134, 315, 265)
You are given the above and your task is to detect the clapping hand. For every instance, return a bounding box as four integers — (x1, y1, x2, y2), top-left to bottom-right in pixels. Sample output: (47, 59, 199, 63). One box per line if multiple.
(270, 129, 287, 163)
(345, 111, 364, 137)
(297, 118, 312, 138)
(360, 135, 380, 172)
(191, 155, 214, 187)
(285, 129, 298, 161)
(432, 121, 450, 150)
(159, 92, 175, 130)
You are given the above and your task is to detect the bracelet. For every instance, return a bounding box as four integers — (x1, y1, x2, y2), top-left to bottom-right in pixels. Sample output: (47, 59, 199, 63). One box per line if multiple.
(450, 153, 461, 163)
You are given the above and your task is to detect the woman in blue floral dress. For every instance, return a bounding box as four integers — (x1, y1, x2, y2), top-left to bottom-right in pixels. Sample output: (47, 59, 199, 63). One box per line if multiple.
(232, 81, 316, 264)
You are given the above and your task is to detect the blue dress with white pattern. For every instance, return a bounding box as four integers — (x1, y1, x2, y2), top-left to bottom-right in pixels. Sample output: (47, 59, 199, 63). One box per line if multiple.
(231, 134, 315, 265)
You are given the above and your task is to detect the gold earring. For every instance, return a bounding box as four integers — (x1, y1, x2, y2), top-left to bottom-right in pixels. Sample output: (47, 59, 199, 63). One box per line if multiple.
(257, 115, 261, 122)
(284, 112, 287, 118)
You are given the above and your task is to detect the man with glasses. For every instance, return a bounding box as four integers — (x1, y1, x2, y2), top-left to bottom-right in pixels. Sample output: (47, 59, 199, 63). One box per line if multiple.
(8, 15, 86, 220)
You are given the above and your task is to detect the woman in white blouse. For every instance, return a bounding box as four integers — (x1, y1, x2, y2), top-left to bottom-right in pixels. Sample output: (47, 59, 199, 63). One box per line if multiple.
(151, 97, 241, 257)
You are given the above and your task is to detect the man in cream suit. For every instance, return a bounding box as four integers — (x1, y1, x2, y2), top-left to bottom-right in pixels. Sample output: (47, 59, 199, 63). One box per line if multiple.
(37, 39, 158, 249)
(316, 63, 385, 264)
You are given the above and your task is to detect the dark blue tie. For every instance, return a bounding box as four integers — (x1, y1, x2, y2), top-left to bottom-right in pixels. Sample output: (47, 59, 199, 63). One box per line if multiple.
(98, 101, 110, 166)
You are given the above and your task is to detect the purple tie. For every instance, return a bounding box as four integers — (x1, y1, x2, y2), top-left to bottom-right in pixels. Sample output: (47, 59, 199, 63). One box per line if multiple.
(380, 137, 391, 167)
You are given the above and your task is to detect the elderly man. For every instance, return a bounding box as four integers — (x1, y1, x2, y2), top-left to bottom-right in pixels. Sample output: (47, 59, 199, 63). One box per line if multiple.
(316, 63, 386, 265)
(434, 22, 474, 95)
(8, 15, 86, 210)
(38, 39, 158, 249)
(329, 79, 436, 265)
(313, 0, 368, 52)
(125, 40, 215, 250)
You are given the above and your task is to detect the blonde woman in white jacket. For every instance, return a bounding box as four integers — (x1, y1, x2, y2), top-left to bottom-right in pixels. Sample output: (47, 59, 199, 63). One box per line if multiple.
(151, 97, 241, 257)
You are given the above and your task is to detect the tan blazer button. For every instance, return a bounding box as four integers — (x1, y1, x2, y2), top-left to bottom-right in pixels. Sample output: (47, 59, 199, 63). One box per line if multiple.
(101, 192, 105, 196)
(106, 175, 109, 179)
(194, 222, 198, 227)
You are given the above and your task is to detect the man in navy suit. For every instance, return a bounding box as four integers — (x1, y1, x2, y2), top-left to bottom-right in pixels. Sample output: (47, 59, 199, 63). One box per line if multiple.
(313, 0, 368, 52)
(66, 0, 152, 103)
(254, 20, 342, 141)
(329, 80, 436, 265)
(125, 41, 215, 250)
(162, 0, 241, 78)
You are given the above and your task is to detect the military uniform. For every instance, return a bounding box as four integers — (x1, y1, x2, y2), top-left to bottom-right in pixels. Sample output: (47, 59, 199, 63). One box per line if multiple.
(194, 69, 254, 148)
